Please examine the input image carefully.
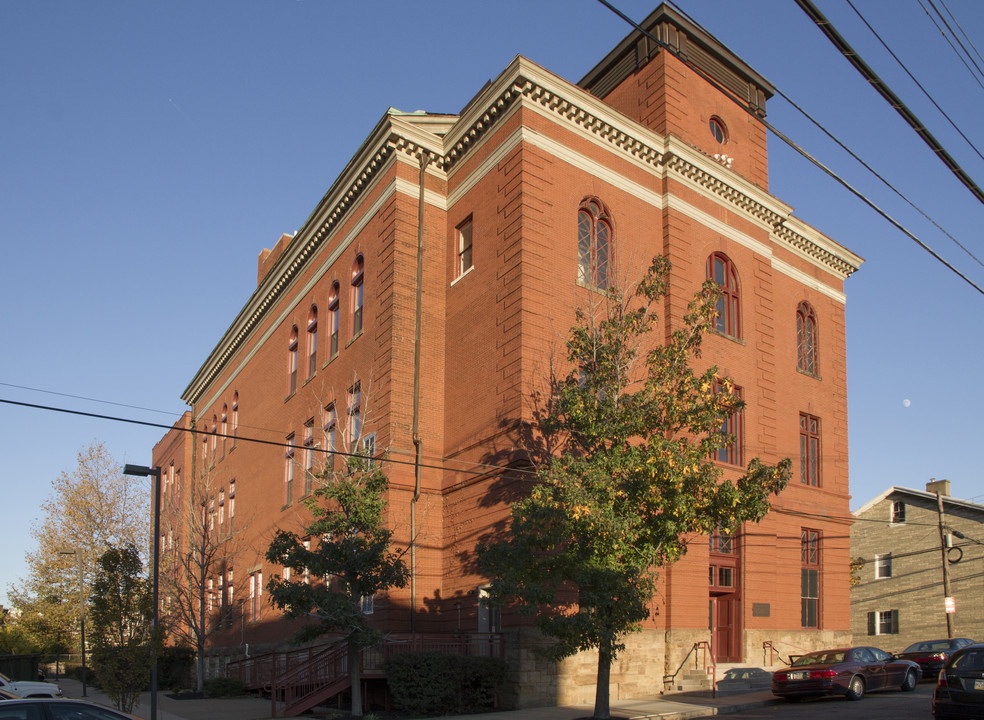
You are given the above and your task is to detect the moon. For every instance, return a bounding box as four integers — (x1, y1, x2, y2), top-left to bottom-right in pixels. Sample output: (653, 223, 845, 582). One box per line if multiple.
(903, 399, 911, 408)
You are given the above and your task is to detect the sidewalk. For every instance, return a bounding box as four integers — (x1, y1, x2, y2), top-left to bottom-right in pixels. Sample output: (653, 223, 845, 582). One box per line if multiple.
(57, 678, 779, 720)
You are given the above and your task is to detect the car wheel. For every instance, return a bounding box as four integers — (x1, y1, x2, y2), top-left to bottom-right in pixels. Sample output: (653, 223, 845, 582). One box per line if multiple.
(845, 675, 865, 701)
(901, 668, 917, 691)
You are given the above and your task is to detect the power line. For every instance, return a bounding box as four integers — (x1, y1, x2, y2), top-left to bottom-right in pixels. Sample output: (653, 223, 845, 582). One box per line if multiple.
(924, 0, 984, 88)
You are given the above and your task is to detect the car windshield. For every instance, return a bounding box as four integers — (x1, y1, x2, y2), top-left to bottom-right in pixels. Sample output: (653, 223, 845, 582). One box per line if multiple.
(791, 650, 845, 666)
(904, 640, 951, 653)
(951, 650, 984, 671)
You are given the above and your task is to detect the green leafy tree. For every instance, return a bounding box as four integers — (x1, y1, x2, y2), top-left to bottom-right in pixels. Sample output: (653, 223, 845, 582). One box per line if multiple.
(88, 545, 156, 713)
(478, 257, 791, 720)
(266, 453, 409, 718)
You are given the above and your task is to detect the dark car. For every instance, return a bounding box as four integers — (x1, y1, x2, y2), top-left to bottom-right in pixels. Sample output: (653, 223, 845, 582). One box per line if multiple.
(771, 646, 920, 702)
(933, 642, 984, 719)
(0, 698, 143, 720)
(896, 638, 975, 677)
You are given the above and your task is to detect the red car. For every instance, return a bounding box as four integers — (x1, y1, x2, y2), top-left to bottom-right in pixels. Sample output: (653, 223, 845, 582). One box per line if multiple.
(772, 646, 920, 702)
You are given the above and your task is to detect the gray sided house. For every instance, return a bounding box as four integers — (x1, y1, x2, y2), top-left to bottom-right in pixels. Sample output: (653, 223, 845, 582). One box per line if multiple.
(851, 480, 984, 651)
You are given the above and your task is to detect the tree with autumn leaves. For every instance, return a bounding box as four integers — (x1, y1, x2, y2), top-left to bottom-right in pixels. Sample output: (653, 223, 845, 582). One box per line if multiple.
(478, 256, 791, 720)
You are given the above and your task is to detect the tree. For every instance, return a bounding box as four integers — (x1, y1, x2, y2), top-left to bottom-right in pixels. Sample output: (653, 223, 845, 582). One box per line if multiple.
(88, 545, 156, 714)
(160, 461, 245, 692)
(478, 257, 791, 720)
(265, 451, 409, 718)
(6, 442, 149, 654)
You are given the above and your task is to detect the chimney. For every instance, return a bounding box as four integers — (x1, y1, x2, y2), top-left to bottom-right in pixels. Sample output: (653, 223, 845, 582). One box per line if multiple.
(926, 478, 951, 497)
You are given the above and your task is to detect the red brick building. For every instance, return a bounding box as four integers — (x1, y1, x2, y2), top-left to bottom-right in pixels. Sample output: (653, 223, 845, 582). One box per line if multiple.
(152, 4, 860, 707)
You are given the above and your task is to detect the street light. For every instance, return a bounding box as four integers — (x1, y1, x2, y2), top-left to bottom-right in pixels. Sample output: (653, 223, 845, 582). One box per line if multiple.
(123, 463, 161, 720)
(58, 549, 87, 697)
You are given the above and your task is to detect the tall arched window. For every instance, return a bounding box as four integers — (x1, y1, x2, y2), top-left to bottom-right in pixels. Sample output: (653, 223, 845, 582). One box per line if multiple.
(577, 198, 612, 290)
(351, 256, 364, 336)
(287, 326, 299, 395)
(796, 302, 818, 375)
(707, 252, 741, 338)
(328, 282, 340, 359)
(307, 305, 318, 379)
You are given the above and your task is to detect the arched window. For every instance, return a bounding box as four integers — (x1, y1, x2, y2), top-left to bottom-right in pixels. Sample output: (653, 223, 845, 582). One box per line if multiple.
(307, 305, 318, 379)
(221, 404, 228, 456)
(288, 326, 299, 395)
(232, 392, 239, 445)
(577, 198, 612, 290)
(328, 282, 340, 359)
(796, 302, 818, 375)
(351, 256, 364, 336)
(707, 253, 741, 338)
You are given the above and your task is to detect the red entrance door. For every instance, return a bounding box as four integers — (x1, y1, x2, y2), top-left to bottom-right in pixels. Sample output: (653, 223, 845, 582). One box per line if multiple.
(710, 594, 740, 662)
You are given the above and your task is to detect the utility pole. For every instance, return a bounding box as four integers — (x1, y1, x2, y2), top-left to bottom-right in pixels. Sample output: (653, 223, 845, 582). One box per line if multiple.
(936, 490, 954, 638)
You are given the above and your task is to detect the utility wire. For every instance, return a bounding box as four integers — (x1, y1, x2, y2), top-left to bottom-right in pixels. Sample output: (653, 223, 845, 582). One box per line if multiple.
(937, 0, 984, 80)
(925, 0, 984, 88)
(795, 0, 984, 207)
(597, 0, 984, 296)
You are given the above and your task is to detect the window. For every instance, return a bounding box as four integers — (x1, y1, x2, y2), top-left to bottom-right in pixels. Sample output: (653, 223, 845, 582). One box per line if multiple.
(577, 198, 612, 289)
(248, 570, 262, 622)
(303, 419, 315, 495)
(796, 302, 818, 375)
(891, 501, 906, 524)
(709, 566, 734, 588)
(232, 392, 239, 446)
(713, 380, 742, 465)
(324, 404, 337, 473)
(287, 326, 299, 395)
(707, 253, 741, 338)
(207, 577, 214, 614)
(328, 282, 340, 359)
(218, 489, 225, 539)
(875, 553, 892, 579)
(201, 433, 208, 474)
(307, 305, 318, 379)
(361, 432, 376, 465)
(360, 594, 374, 615)
(210, 416, 217, 466)
(227, 569, 234, 606)
(709, 524, 735, 554)
(348, 383, 361, 446)
(220, 405, 228, 457)
(228, 480, 235, 535)
(284, 433, 295, 504)
(351, 255, 364, 336)
(799, 413, 821, 486)
(457, 218, 473, 276)
(867, 610, 899, 635)
(709, 116, 728, 144)
(801, 529, 820, 628)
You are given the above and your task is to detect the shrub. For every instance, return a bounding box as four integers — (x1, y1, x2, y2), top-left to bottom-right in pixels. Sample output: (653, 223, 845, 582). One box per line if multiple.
(385, 652, 506, 716)
(158, 646, 195, 692)
(204, 676, 246, 698)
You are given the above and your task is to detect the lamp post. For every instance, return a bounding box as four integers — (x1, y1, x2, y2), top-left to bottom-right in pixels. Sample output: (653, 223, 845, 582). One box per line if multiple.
(58, 549, 87, 696)
(123, 464, 161, 720)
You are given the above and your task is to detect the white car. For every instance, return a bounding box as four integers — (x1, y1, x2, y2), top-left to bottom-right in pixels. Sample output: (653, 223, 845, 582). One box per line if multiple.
(0, 671, 62, 697)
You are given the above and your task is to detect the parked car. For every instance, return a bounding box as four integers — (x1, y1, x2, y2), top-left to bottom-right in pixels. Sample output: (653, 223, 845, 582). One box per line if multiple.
(896, 638, 974, 677)
(0, 698, 143, 719)
(0, 672, 62, 698)
(771, 646, 920, 702)
(933, 642, 984, 719)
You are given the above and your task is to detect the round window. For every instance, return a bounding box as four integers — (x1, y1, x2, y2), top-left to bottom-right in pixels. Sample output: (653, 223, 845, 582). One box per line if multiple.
(709, 117, 728, 144)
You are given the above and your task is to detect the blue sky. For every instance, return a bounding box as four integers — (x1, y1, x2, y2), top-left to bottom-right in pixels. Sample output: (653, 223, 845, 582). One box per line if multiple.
(3, 0, 984, 607)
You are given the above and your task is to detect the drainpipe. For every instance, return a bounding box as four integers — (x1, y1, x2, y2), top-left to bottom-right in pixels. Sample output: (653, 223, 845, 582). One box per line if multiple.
(411, 151, 429, 633)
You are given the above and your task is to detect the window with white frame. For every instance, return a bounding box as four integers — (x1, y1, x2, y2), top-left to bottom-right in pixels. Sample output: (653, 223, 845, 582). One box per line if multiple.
(457, 218, 473, 277)
(875, 553, 892, 579)
(324, 404, 337, 473)
(304, 419, 315, 495)
(891, 501, 906, 524)
(348, 383, 361, 446)
(867, 609, 899, 635)
(284, 433, 295, 504)
(248, 570, 262, 622)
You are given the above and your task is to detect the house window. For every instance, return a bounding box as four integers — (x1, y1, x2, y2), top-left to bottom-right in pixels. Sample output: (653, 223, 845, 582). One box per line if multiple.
(801, 529, 820, 628)
(892, 501, 906, 524)
(228, 480, 235, 535)
(218, 489, 225, 538)
(207, 577, 214, 614)
(709, 566, 734, 588)
(220, 405, 228, 457)
(226, 569, 234, 607)
(713, 380, 742, 465)
(348, 383, 361, 446)
(709, 116, 728, 144)
(875, 553, 892, 579)
(324, 404, 337, 473)
(303, 419, 315, 495)
(284, 434, 295, 504)
(577, 198, 612, 290)
(351, 255, 364, 336)
(457, 218, 473, 276)
(307, 305, 318, 379)
(361, 432, 376, 466)
(232, 393, 239, 446)
(210, 416, 217, 466)
(360, 594, 374, 615)
(796, 302, 818, 375)
(248, 570, 262, 622)
(707, 253, 741, 338)
(709, 524, 735, 554)
(288, 326, 299, 395)
(867, 610, 899, 635)
(328, 282, 340, 359)
(799, 413, 821, 486)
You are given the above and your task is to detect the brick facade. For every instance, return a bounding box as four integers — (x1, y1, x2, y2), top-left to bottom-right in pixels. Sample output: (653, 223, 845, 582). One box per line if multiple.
(150, 4, 861, 706)
(851, 480, 984, 651)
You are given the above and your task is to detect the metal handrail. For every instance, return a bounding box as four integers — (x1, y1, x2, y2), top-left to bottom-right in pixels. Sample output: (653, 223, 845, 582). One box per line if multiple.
(763, 639, 809, 666)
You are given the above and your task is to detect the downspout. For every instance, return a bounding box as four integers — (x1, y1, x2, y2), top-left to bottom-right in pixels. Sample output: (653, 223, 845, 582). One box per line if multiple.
(411, 151, 429, 633)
